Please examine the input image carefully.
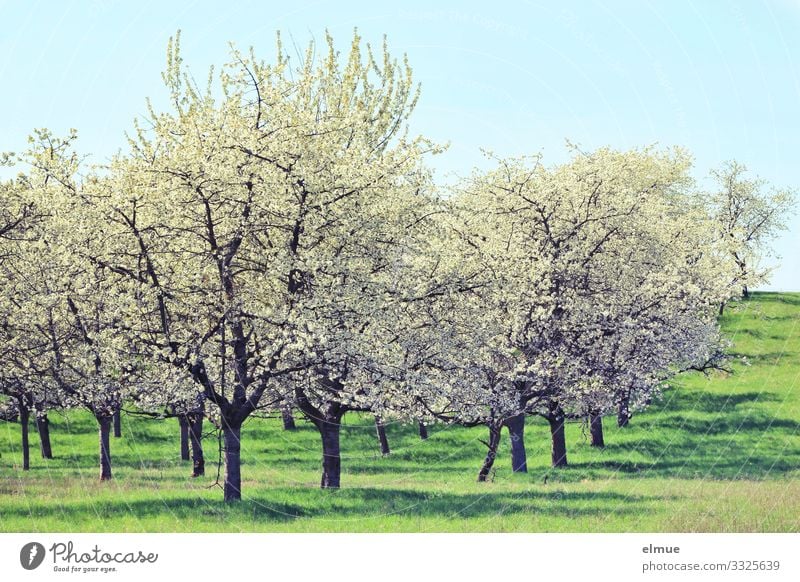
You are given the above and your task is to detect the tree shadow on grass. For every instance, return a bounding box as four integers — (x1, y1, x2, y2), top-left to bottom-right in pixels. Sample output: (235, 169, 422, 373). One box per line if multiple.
(0, 487, 668, 528)
(575, 417, 800, 481)
(650, 390, 778, 415)
(737, 328, 768, 339)
(655, 414, 800, 436)
(725, 352, 791, 364)
(747, 292, 800, 307)
(257, 422, 491, 476)
(570, 454, 799, 480)
(564, 382, 800, 482)
(343, 463, 477, 476)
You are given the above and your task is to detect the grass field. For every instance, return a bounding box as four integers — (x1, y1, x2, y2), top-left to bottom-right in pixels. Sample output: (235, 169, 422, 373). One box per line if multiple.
(1, 292, 798, 532)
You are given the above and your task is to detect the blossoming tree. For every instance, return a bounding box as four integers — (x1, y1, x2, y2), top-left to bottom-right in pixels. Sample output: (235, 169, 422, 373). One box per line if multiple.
(72, 31, 440, 498)
(437, 146, 736, 477)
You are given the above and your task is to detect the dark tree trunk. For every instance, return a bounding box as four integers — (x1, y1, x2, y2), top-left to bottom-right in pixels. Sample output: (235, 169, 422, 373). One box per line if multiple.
(97, 415, 113, 480)
(742, 284, 749, 299)
(113, 409, 122, 438)
(477, 423, 502, 482)
(418, 422, 428, 440)
(19, 401, 30, 471)
(189, 413, 204, 477)
(295, 387, 344, 489)
(35, 413, 53, 459)
(319, 418, 341, 489)
(374, 416, 390, 456)
(178, 415, 190, 461)
(505, 414, 527, 472)
(281, 408, 297, 431)
(617, 398, 631, 428)
(589, 412, 605, 447)
(719, 302, 725, 316)
(547, 410, 568, 468)
(223, 423, 242, 502)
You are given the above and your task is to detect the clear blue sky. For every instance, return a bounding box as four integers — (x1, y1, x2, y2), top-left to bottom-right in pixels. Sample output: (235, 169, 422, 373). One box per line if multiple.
(1, 0, 798, 289)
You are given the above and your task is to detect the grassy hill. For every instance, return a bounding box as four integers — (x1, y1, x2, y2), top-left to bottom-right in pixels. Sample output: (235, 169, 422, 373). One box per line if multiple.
(1, 292, 798, 532)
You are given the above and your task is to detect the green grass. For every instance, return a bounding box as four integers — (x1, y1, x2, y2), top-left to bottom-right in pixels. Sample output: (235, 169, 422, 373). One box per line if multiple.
(1, 292, 799, 532)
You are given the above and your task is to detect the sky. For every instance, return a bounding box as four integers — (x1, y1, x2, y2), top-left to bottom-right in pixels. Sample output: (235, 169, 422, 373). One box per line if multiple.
(1, 0, 798, 289)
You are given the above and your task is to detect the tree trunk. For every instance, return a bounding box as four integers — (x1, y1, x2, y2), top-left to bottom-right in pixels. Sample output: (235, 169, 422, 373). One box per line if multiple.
(374, 416, 390, 456)
(178, 415, 190, 461)
(742, 284, 749, 299)
(617, 398, 630, 428)
(97, 415, 112, 480)
(505, 414, 527, 472)
(19, 401, 30, 471)
(189, 413, 204, 477)
(281, 408, 296, 431)
(418, 422, 428, 440)
(477, 423, 502, 482)
(223, 423, 242, 502)
(113, 409, 122, 438)
(35, 413, 53, 459)
(548, 410, 568, 468)
(589, 412, 605, 447)
(319, 418, 341, 489)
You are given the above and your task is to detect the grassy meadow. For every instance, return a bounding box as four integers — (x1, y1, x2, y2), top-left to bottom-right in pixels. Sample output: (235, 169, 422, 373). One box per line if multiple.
(1, 292, 798, 532)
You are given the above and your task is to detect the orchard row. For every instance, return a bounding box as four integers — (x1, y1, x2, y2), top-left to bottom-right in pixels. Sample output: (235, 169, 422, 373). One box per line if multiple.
(0, 32, 794, 501)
